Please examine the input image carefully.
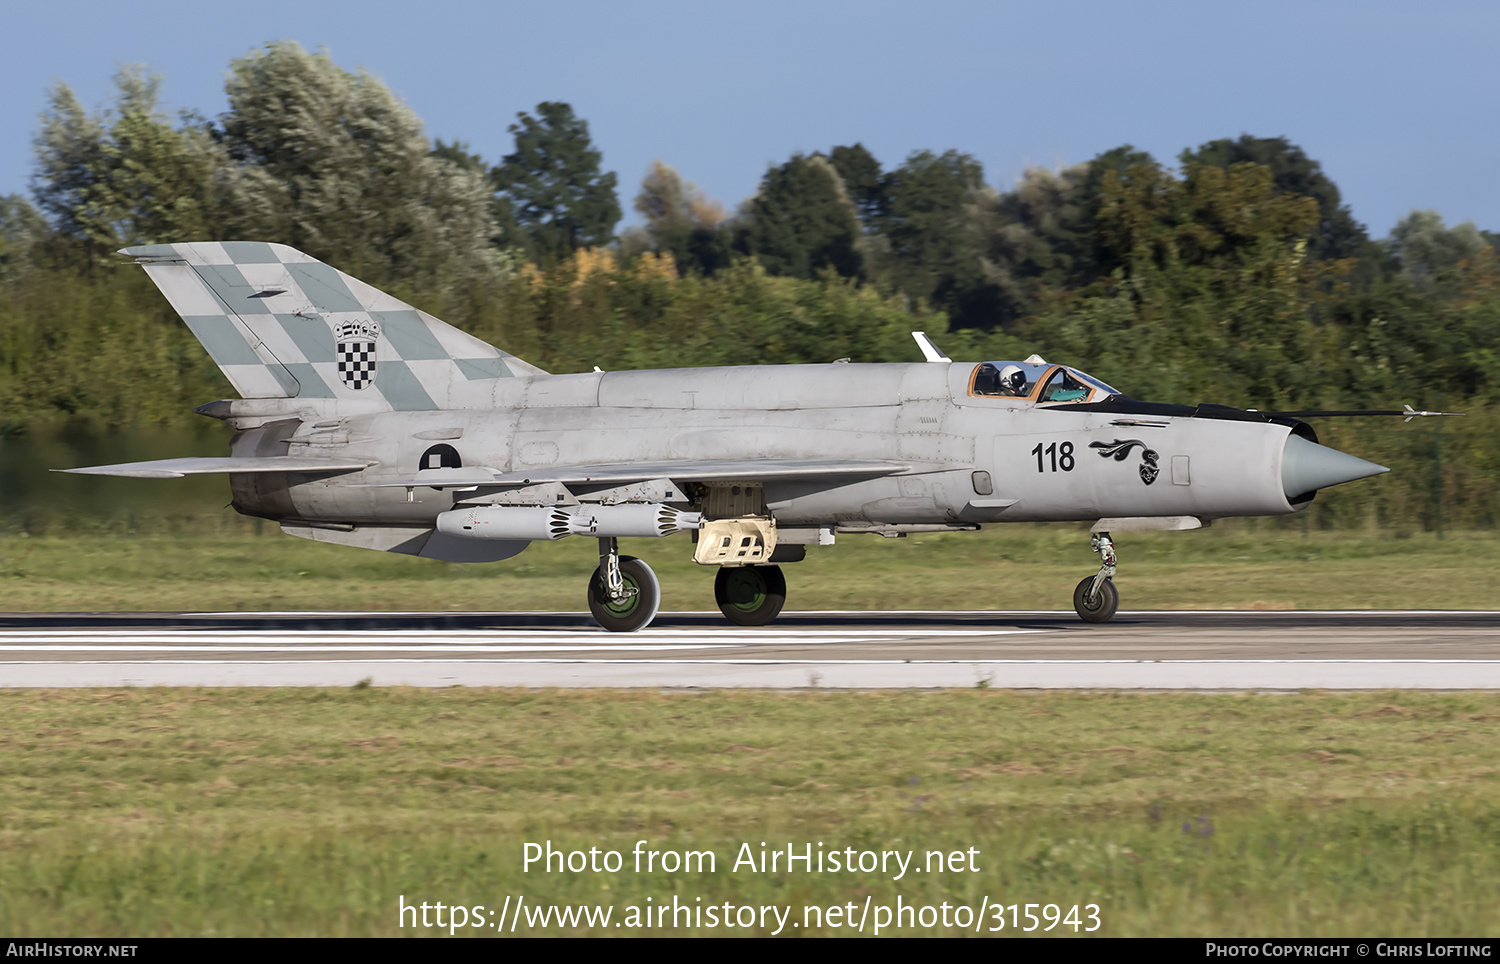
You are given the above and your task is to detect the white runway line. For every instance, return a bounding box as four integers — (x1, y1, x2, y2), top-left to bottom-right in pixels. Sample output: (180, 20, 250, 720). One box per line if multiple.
(3, 658, 1499, 689)
(0, 627, 1039, 653)
(0, 628, 1029, 639)
(1, 611, 1494, 688)
(176, 609, 1500, 617)
(0, 644, 747, 653)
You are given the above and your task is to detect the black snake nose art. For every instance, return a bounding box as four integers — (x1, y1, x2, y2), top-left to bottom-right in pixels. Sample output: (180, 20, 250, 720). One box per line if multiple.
(1091, 439, 1160, 485)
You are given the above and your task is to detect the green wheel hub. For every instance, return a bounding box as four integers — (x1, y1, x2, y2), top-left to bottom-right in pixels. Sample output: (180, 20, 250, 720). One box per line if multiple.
(714, 564, 787, 626)
(587, 556, 661, 632)
(722, 568, 768, 612)
(598, 571, 643, 617)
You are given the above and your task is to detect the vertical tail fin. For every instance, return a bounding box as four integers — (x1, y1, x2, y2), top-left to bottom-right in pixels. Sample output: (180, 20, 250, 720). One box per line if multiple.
(121, 241, 546, 408)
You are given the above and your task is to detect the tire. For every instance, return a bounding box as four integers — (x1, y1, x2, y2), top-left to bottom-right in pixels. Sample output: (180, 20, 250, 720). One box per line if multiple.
(588, 556, 661, 632)
(1073, 576, 1119, 623)
(714, 565, 787, 626)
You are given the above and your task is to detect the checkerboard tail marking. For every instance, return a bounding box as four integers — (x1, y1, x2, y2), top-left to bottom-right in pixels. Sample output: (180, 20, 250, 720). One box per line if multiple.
(118, 241, 548, 407)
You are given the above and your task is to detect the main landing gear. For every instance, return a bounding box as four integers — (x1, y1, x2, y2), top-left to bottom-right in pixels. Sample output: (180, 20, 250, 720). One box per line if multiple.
(588, 537, 661, 632)
(1073, 531, 1119, 623)
(585, 542, 789, 633)
(714, 564, 787, 626)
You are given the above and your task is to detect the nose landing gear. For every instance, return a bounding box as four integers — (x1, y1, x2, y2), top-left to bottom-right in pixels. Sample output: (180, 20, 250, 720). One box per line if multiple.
(1073, 531, 1119, 623)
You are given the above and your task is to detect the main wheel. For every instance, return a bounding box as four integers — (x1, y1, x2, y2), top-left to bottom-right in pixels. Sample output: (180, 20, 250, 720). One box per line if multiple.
(715, 565, 787, 626)
(1073, 576, 1119, 623)
(588, 556, 661, 632)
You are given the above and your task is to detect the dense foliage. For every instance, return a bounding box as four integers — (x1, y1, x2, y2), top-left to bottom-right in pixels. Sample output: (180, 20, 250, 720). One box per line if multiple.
(2, 41, 1497, 528)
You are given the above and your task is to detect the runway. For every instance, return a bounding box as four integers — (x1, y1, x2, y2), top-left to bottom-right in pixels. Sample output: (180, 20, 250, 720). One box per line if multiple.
(1, 609, 1498, 689)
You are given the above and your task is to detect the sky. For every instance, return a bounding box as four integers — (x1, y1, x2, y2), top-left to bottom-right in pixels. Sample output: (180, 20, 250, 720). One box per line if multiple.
(3, 0, 1497, 237)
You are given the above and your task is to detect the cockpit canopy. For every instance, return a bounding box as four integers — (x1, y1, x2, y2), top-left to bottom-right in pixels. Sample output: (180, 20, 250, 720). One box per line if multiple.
(969, 361, 1120, 404)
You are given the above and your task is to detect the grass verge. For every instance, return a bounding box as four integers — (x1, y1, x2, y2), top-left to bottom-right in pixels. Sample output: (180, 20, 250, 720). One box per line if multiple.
(1, 688, 1496, 936)
(2, 524, 1499, 612)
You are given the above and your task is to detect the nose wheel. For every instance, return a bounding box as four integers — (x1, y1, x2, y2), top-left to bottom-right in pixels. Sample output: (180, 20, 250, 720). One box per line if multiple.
(1073, 531, 1119, 623)
(588, 538, 660, 632)
(714, 565, 787, 626)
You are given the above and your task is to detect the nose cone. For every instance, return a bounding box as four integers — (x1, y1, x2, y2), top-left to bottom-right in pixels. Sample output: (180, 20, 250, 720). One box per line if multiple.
(1282, 434, 1389, 500)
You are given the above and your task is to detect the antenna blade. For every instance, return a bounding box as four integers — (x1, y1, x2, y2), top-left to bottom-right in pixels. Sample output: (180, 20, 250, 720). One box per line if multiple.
(911, 331, 951, 363)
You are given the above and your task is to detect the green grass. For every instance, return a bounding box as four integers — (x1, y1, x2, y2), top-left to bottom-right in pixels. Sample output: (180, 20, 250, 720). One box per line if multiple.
(2, 524, 1493, 935)
(0, 689, 1496, 936)
(2, 523, 1498, 612)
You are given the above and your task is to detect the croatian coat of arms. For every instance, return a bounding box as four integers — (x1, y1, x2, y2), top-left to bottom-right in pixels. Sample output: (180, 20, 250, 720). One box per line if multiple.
(334, 320, 381, 390)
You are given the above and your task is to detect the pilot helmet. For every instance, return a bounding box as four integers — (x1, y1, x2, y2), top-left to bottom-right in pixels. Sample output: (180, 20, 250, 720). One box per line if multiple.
(998, 364, 1026, 395)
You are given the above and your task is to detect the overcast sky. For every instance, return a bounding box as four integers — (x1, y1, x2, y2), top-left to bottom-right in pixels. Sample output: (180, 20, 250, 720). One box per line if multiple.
(4, 0, 1496, 237)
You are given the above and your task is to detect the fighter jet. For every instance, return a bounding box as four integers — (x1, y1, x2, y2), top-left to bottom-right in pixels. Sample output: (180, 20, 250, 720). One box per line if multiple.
(61, 242, 1435, 630)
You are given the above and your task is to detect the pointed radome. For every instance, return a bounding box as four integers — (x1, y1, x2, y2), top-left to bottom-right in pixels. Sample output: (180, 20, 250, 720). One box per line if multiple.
(1281, 434, 1389, 500)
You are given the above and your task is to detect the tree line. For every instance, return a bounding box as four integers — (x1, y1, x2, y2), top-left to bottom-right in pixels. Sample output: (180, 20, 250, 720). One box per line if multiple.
(1, 41, 1497, 529)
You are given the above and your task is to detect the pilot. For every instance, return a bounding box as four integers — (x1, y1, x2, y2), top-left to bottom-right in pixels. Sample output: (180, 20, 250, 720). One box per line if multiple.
(997, 364, 1028, 397)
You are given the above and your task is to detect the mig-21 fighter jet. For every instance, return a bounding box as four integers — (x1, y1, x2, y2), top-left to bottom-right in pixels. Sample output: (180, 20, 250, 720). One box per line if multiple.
(62, 242, 1437, 630)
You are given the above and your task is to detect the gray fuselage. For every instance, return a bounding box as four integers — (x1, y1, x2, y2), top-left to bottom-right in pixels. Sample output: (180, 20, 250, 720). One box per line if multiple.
(228, 361, 1302, 530)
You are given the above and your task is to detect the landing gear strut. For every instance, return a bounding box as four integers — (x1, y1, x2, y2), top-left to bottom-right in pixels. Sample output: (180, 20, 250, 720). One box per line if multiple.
(714, 565, 787, 626)
(1073, 531, 1119, 623)
(587, 537, 660, 632)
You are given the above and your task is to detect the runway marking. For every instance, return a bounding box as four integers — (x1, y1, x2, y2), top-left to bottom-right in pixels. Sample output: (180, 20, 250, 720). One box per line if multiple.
(3, 611, 1495, 688)
(0, 645, 750, 654)
(4, 658, 1494, 665)
(785, 609, 1500, 617)
(3, 658, 1499, 690)
(0, 628, 1043, 654)
(175, 609, 1500, 617)
(0, 628, 1033, 638)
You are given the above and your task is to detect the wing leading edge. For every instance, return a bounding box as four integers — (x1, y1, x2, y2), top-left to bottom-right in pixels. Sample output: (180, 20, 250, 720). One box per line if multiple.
(354, 458, 914, 488)
(57, 456, 373, 479)
(58, 456, 911, 485)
